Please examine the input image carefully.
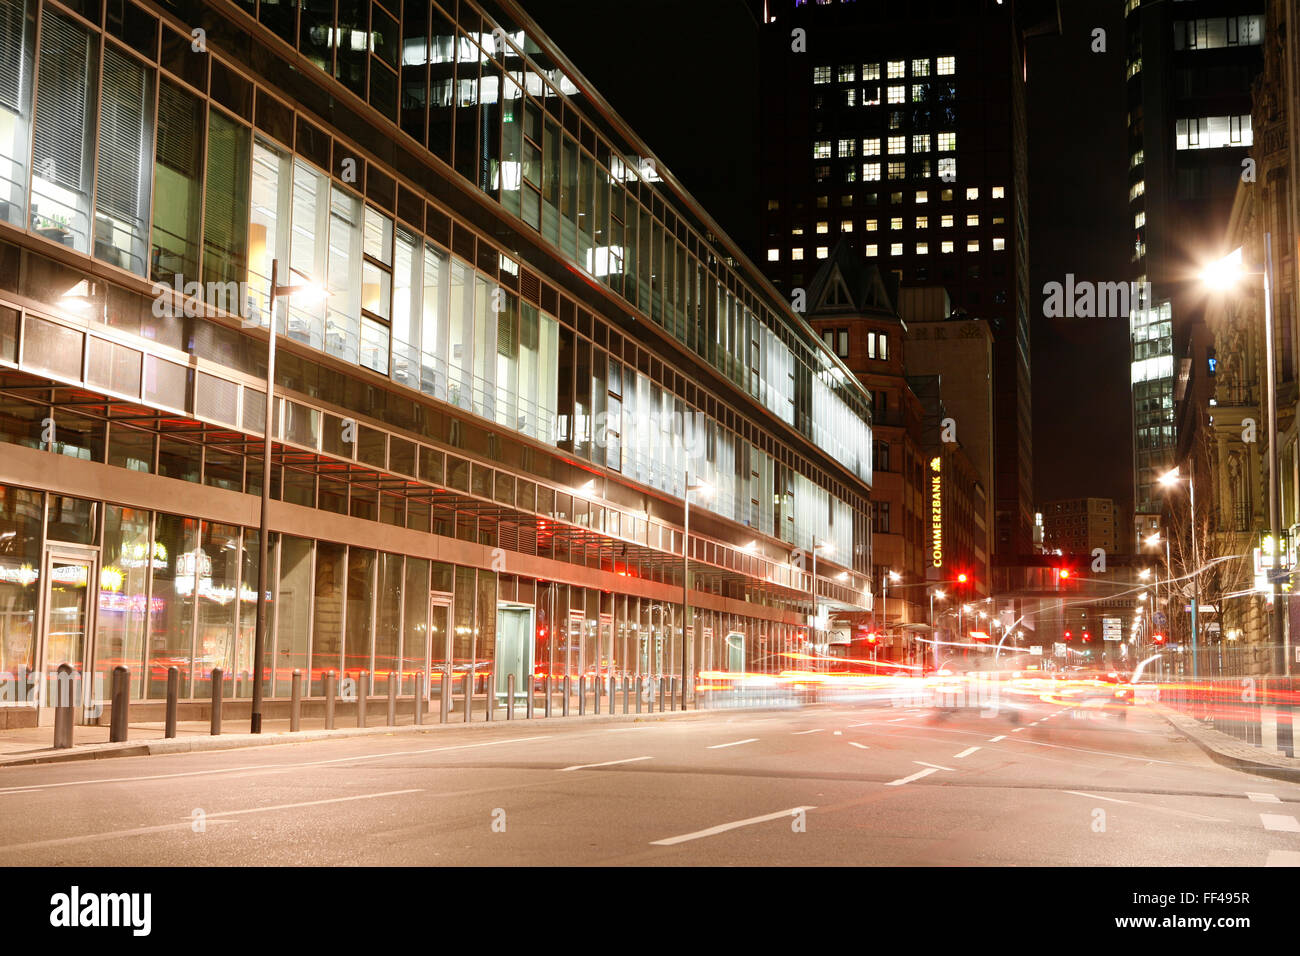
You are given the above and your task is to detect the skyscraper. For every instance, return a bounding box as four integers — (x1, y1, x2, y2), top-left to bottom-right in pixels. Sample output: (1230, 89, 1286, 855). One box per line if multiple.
(758, 0, 1059, 559)
(1126, 0, 1264, 514)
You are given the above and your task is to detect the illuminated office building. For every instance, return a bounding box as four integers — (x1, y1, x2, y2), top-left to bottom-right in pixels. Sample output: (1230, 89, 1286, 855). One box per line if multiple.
(0, 0, 874, 725)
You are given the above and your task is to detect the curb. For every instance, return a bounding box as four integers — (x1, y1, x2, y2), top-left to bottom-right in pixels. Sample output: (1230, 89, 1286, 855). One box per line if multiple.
(0, 702, 795, 768)
(1150, 703, 1300, 783)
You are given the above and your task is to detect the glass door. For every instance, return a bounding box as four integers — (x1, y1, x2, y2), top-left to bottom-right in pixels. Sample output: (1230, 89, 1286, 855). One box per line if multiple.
(41, 546, 98, 722)
(495, 604, 532, 701)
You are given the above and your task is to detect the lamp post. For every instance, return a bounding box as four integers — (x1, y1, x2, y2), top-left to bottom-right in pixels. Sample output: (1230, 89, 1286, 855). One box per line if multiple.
(682, 472, 712, 710)
(1202, 242, 1285, 674)
(1159, 467, 1199, 678)
(251, 259, 326, 734)
(929, 588, 946, 673)
(881, 569, 900, 660)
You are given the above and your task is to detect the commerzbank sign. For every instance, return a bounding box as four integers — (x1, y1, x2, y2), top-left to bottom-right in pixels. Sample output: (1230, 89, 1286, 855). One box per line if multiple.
(930, 456, 943, 568)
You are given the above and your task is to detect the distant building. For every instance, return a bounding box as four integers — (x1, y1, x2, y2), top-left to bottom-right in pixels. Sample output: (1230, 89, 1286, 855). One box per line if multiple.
(1042, 498, 1119, 556)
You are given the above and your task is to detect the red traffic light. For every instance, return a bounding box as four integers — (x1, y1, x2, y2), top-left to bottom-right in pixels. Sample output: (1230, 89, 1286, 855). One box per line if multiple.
(1064, 630, 1072, 641)
(1153, 633, 1166, 645)
(1082, 631, 1091, 643)
(866, 632, 878, 644)
(957, 573, 969, 584)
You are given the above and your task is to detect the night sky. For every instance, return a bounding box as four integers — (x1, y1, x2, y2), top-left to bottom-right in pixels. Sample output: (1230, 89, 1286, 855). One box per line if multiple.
(520, 0, 1133, 525)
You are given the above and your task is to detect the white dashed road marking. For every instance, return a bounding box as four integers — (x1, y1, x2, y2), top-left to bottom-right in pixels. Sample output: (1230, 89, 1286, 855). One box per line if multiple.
(1062, 791, 1229, 823)
(793, 729, 823, 735)
(989, 735, 1007, 742)
(915, 761, 955, 772)
(650, 806, 816, 846)
(1248, 792, 1282, 803)
(707, 738, 759, 750)
(1260, 814, 1300, 832)
(559, 756, 653, 772)
(887, 768, 937, 787)
(953, 747, 980, 759)
(848, 742, 870, 750)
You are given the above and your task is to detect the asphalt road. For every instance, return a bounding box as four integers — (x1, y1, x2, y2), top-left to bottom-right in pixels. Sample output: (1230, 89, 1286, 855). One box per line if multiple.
(3, 695, 1299, 866)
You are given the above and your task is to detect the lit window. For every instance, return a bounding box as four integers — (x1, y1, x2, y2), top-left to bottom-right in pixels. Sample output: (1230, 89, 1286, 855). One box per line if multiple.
(890, 191, 903, 204)
(911, 84, 926, 101)
(813, 140, 832, 158)
(844, 166, 857, 183)
(966, 214, 979, 227)
(937, 56, 955, 75)
(844, 88, 857, 107)
(890, 217, 903, 230)
(912, 58, 930, 77)
(887, 85, 905, 104)
(915, 190, 929, 204)
(865, 244, 878, 257)
(912, 134, 931, 152)
(840, 195, 853, 207)
(888, 135, 906, 154)
(941, 189, 954, 201)
(966, 240, 979, 252)
(887, 60, 905, 78)
(816, 246, 829, 259)
(1134, 211, 1145, 228)
(1175, 114, 1254, 150)
(992, 237, 1005, 251)
(838, 138, 856, 157)
(767, 199, 780, 211)
(863, 162, 881, 181)
(863, 138, 881, 155)
(791, 226, 804, 235)
(816, 221, 829, 234)
(937, 132, 956, 151)
(890, 243, 903, 255)
(915, 216, 928, 229)
(915, 158, 932, 179)
(940, 214, 954, 228)
(863, 63, 881, 80)
(916, 242, 929, 255)
(838, 64, 856, 82)
(817, 196, 829, 207)
(792, 248, 805, 260)
(992, 185, 1005, 199)
(813, 66, 832, 84)
(863, 85, 881, 106)
(1130, 181, 1145, 200)
(938, 157, 956, 179)
(966, 187, 979, 199)
(992, 215, 1005, 225)
(841, 219, 854, 232)
(767, 248, 780, 261)
(941, 241, 954, 253)
(865, 219, 878, 231)
(887, 161, 905, 179)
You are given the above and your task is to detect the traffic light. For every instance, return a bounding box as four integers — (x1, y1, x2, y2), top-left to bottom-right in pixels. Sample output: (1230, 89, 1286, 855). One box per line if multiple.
(865, 631, 879, 645)
(1082, 631, 1091, 643)
(1153, 633, 1166, 645)
(957, 572, 969, 584)
(1064, 630, 1072, 641)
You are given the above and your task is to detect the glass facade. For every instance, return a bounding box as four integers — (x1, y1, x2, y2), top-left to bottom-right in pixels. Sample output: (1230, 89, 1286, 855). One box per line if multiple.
(0, 0, 874, 715)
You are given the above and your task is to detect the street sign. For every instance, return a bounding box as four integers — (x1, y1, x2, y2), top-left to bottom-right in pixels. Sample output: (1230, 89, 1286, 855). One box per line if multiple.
(1030, 645, 1043, 656)
(1053, 642, 1066, 657)
(1153, 611, 1168, 629)
(1102, 617, 1122, 641)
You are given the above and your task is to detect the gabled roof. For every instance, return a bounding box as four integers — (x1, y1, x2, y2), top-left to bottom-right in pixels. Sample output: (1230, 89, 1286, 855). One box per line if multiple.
(805, 241, 899, 318)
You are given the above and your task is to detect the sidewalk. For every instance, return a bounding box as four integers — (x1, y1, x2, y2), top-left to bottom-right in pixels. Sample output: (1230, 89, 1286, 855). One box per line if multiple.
(1152, 702, 1300, 782)
(0, 699, 730, 768)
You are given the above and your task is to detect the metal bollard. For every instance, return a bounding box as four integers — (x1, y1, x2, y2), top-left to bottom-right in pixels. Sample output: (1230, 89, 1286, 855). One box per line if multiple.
(579, 676, 587, 716)
(563, 676, 571, 716)
(623, 676, 630, 714)
(636, 674, 642, 714)
(507, 673, 516, 720)
(658, 676, 665, 713)
(53, 663, 74, 749)
(210, 668, 224, 736)
(463, 671, 471, 723)
(165, 666, 179, 739)
(440, 668, 450, 723)
(545, 674, 552, 718)
(357, 671, 369, 727)
(414, 671, 425, 726)
(485, 664, 495, 722)
(110, 665, 129, 741)
(527, 674, 535, 719)
(387, 672, 397, 727)
(324, 670, 337, 730)
(668, 677, 676, 712)
(290, 669, 303, 732)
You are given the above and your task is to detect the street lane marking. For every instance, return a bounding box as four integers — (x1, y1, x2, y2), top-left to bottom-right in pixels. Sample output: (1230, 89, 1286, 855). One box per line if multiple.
(833, 731, 842, 735)
(1267, 850, 1300, 866)
(0, 735, 554, 795)
(1061, 791, 1229, 823)
(1248, 792, 1282, 803)
(0, 789, 421, 854)
(887, 768, 937, 786)
(989, 735, 1007, 742)
(953, 747, 980, 759)
(849, 722, 876, 728)
(848, 742, 870, 750)
(1261, 814, 1300, 832)
(792, 729, 823, 735)
(707, 738, 759, 749)
(558, 756, 652, 772)
(915, 761, 955, 772)
(887, 718, 908, 723)
(1012, 728, 1025, 732)
(650, 806, 816, 846)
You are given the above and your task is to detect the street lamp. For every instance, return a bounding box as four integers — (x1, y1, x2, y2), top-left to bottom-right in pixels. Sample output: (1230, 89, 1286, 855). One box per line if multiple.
(929, 588, 946, 672)
(1159, 467, 1201, 677)
(250, 260, 327, 734)
(1201, 243, 1286, 674)
(881, 569, 901, 656)
(682, 473, 713, 710)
